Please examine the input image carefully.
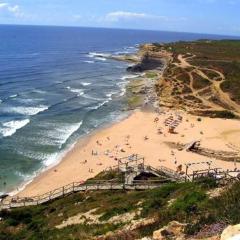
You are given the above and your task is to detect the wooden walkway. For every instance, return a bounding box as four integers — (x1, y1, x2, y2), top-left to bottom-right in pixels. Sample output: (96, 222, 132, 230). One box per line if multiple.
(0, 155, 182, 210)
(0, 180, 168, 210)
(1, 157, 239, 210)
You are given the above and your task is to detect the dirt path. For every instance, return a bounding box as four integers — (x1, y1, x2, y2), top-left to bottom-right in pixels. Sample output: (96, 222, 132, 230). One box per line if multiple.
(174, 54, 240, 116)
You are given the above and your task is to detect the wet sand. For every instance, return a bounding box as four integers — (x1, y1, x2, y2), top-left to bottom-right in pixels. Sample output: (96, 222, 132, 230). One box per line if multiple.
(18, 109, 240, 197)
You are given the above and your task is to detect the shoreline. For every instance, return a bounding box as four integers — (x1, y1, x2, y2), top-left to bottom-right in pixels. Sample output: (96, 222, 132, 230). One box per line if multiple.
(17, 107, 240, 197)
(16, 109, 137, 197)
(9, 109, 133, 197)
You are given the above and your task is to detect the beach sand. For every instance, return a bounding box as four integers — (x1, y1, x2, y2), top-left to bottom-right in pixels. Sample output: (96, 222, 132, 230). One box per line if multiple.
(18, 109, 240, 197)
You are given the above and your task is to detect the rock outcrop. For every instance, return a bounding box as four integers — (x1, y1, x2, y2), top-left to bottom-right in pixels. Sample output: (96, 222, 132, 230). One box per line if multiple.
(221, 224, 240, 240)
(153, 221, 187, 240)
(127, 54, 164, 72)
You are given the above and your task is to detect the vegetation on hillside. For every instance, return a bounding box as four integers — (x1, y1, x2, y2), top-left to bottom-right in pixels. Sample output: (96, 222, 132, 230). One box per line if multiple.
(1, 174, 240, 239)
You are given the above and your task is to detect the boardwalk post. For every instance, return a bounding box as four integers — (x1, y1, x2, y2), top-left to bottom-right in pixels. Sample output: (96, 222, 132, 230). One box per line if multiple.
(185, 164, 189, 182)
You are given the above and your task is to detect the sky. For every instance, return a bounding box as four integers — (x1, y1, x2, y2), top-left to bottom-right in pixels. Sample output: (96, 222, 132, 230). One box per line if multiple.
(0, 0, 240, 36)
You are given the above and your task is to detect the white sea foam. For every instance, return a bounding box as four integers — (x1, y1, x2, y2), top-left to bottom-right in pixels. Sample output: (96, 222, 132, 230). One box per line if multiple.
(95, 57, 107, 61)
(121, 74, 139, 81)
(115, 50, 132, 55)
(88, 52, 111, 58)
(117, 74, 140, 97)
(84, 60, 95, 64)
(69, 88, 85, 96)
(17, 98, 44, 104)
(88, 52, 110, 61)
(106, 91, 118, 99)
(9, 94, 18, 98)
(81, 82, 92, 86)
(32, 89, 46, 94)
(125, 46, 137, 50)
(15, 171, 33, 180)
(82, 93, 104, 101)
(117, 81, 129, 97)
(119, 88, 127, 97)
(43, 152, 59, 166)
(47, 121, 83, 148)
(0, 119, 30, 137)
(6, 105, 48, 116)
(106, 93, 113, 98)
(88, 100, 109, 110)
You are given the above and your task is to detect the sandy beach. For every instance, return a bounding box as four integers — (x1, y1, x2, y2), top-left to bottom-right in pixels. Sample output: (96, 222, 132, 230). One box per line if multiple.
(18, 108, 240, 197)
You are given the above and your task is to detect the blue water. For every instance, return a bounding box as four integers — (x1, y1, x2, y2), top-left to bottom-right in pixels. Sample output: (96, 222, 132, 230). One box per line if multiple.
(0, 25, 237, 194)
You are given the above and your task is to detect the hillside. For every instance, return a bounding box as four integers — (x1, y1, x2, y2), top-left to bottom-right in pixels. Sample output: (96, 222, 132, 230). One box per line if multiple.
(0, 170, 240, 240)
(146, 40, 240, 118)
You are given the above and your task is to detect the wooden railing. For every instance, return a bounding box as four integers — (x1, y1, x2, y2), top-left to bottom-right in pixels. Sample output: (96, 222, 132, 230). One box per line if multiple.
(0, 180, 167, 210)
(2, 163, 238, 210)
(158, 166, 183, 180)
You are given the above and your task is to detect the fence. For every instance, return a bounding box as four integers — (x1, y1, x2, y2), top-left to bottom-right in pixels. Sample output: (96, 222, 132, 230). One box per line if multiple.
(0, 179, 167, 210)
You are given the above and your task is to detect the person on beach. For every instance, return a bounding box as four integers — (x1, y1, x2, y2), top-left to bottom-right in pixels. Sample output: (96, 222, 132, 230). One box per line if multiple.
(176, 164, 183, 173)
(158, 128, 163, 134)
(154, 117, 159, 124)
(92, 150, 98, 155)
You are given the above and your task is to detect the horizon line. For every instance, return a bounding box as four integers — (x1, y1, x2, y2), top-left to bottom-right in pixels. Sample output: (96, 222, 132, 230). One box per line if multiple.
(1, 23, 240, 38)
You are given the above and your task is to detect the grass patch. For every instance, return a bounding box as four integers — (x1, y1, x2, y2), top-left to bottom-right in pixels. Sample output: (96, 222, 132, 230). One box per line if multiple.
(145, 71, 158, 78)
(127, 95, 143, 109)
(86, 169, 123, 182)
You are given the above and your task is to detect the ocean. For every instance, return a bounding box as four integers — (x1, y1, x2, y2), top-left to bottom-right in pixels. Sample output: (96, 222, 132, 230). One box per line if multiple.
(0, 25, 237, 194)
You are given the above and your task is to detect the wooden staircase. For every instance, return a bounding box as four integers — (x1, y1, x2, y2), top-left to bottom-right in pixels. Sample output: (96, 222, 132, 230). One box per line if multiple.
(0, 180, 167, 210)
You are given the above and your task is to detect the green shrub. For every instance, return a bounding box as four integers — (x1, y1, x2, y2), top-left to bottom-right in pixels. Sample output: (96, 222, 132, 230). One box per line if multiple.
(171, 190, 206, 215)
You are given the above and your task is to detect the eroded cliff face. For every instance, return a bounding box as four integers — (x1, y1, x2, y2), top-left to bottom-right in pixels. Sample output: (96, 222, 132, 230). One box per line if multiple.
(127, 44, 171, 73)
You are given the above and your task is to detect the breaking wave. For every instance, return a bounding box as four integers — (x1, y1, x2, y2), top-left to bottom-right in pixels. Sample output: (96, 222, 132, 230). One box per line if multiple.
(0, 119, 30, 137)
(81, 82, 92, 86)
(46, 121, 83, 148)
(88, 52, 111, 61)
(66, 87, 85, 96)
(5, 105, 49, 116)
(84, 60, 95, 64)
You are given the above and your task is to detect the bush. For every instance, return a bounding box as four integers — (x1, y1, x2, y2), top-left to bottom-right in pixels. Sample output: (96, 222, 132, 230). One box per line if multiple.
(171, 190, 206, 215)
(6, 209, 32, 226)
